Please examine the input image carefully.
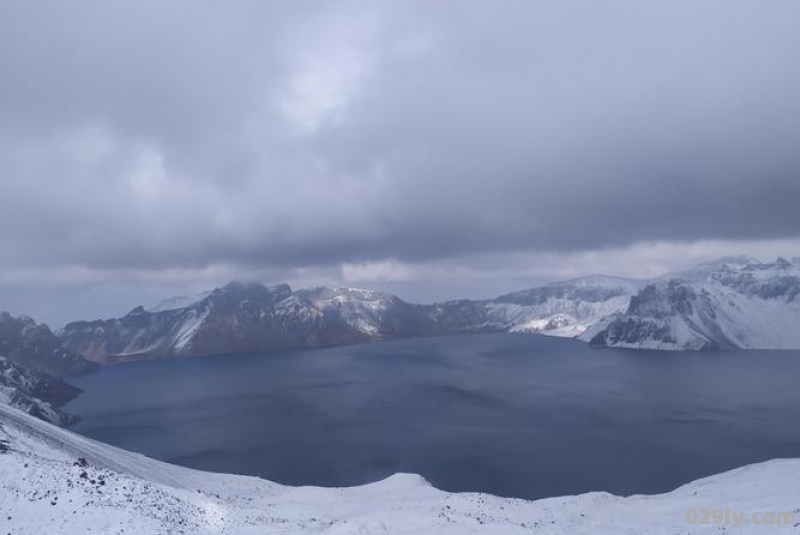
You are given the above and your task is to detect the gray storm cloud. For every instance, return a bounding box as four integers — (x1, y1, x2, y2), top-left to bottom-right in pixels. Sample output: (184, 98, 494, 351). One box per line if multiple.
(1, 1, 799, 295)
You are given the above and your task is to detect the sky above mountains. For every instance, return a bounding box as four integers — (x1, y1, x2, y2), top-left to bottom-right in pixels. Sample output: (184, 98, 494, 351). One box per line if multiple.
(1, 1, 799, 325)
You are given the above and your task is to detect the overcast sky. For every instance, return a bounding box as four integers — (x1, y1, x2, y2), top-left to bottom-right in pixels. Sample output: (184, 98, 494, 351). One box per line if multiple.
(1, 1, 800, 326)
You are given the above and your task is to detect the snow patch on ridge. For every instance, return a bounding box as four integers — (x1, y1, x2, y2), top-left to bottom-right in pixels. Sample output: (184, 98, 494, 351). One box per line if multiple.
(173, 307, 211, 351)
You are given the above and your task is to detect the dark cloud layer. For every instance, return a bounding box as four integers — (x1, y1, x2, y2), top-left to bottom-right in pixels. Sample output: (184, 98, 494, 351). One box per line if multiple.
(1, 1, 800, 323)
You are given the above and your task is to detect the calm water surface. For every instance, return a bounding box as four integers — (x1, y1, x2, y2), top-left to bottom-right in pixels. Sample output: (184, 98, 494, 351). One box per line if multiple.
(66, 333, 800, 499)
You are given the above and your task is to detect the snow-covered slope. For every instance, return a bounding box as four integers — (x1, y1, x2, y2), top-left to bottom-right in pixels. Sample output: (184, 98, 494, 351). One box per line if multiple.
(0, 357, 80, 426)
(1, 403, 798, 533)
(588, 257, 800, 350)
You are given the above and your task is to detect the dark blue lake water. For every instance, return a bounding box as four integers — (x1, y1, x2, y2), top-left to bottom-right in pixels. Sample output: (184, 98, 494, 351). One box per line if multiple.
(65, 333, 800, 500)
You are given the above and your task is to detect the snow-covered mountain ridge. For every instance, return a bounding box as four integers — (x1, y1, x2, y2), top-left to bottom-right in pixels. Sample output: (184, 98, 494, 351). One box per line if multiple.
(49, 256, 800, 360)
(484, 275, 643, 336)
(1, 403, 798, 534)
(588, 257, 800, 350)
(58, 277, 640, 362)
(58, 282, 435, 362)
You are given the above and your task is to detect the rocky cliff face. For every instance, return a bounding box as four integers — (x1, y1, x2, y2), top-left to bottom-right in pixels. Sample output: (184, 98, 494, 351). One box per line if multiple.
(0, 356, 80, 426)
(0, 312, 98, 376)
(588, 258, 800, 350)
